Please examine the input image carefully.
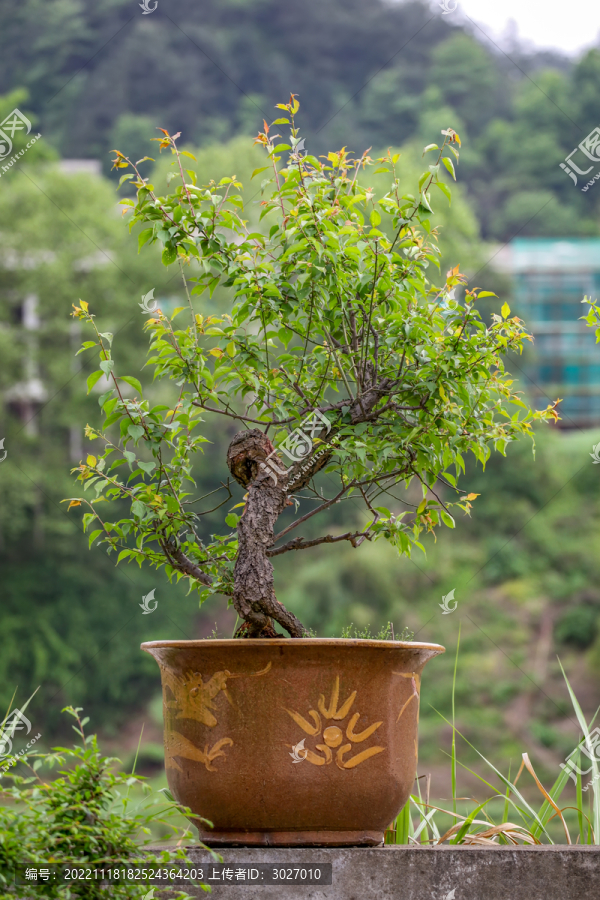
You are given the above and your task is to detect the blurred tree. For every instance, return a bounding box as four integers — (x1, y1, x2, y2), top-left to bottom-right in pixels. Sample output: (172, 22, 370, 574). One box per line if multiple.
(0, 0, 596, 241)
(0, 100, 200, 733)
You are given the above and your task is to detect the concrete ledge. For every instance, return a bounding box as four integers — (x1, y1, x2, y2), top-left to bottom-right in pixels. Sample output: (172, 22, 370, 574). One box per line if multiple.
(159, 845, 600, 900)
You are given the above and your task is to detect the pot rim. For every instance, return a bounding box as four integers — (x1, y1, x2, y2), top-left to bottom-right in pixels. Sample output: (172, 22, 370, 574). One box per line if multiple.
(141, 638, 445, 652)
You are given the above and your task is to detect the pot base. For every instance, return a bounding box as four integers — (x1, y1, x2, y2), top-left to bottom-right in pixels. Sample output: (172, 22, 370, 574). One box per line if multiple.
(198, 830, 384, 847)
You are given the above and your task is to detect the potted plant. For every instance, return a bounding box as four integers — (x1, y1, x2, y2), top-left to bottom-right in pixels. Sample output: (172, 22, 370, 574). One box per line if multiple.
(68, 96, 557, 845)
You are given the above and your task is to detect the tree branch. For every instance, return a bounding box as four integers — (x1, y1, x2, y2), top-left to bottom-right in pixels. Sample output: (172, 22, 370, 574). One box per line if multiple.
(267, 530, 370, 557)
(270, 484, 351, 544)
(162, 539, 213, 586)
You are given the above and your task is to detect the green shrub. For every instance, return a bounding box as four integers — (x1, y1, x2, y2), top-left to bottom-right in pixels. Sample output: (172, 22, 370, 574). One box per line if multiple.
(0, 707, 208, 899)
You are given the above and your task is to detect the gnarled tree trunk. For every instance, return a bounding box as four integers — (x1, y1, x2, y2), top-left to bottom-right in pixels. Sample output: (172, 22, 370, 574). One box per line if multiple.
(227, 429, 306, 637)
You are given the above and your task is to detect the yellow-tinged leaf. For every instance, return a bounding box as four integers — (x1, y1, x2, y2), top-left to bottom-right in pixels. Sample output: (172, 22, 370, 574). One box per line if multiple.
(226, 342, 236, 357)
(67, 500, 82, 510)
(87, 455, 97, 466)
(501, 302, 511, 318)
(417, 498, 427, 514)
(464, 493, 479, 501)
(209, 348, 223, 357)
(439, 384, 447, 400)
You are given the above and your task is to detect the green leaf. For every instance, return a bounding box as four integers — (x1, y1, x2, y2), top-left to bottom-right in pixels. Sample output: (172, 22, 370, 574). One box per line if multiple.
(441, 157, 456, 180)
(370, 209, 381, 226)
(162, 244, 177, 266)
(119, 376, 142, 395)
(98, 390, 114, 408)
(251, 166, 271, 179)
(127, 424, 145, 442)
(88, 529, 102, 548)
(138, 228, 153, 251)
(440, 510, 455, 528)
(76, 341, 97, 356)
(501, 302, 511, 318)
(99, 360, 114, 377)
(435, 182, 452, 204)
(225, 513, 239, 528)
(103, 411, 122, 428)
(138, 460, 156, 475)
(86, 370, 104, 394)
(131, 500, 147, 518)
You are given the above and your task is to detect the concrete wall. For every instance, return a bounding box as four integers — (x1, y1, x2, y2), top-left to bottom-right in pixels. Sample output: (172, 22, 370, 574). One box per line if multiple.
(157, 845, 600, 900)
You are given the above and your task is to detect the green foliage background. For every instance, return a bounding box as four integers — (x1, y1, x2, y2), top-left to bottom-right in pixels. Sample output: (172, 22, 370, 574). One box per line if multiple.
(0, 0, 599, 787)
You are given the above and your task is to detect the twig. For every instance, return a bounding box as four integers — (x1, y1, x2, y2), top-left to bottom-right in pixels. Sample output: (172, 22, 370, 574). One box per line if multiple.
(267, 530, 370, 557)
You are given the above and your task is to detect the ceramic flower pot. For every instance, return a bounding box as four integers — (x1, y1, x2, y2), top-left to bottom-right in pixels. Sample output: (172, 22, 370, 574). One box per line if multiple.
(141, 638, 444, 846)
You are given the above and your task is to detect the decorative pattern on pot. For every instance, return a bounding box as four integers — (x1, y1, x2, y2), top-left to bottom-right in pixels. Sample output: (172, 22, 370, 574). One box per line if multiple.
(395, 671, 421, 722)
(162, 662, 272, 773)
(285, 676, 384, 769)
(166, 732, 234, 773)
(163, 662, 272, 725)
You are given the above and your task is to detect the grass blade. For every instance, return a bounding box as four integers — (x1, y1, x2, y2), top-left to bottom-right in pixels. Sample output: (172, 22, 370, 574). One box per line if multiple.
(431, 707, 553, 841)
(558, 659, 600, 844)
(451, 624, 461, 818)
(521, 752, 570, 844)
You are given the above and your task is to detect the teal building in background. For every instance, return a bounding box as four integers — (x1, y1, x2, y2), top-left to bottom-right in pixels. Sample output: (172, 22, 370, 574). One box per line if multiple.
(499, 239, 600, 428)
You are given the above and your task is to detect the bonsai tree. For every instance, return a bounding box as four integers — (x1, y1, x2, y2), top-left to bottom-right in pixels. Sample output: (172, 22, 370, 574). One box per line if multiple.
(68, 96, 558, 638)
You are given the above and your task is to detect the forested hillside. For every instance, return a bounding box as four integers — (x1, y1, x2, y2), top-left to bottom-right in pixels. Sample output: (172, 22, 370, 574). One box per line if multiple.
(1, 0, 600, 780)
(1, 0, 599, 239)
